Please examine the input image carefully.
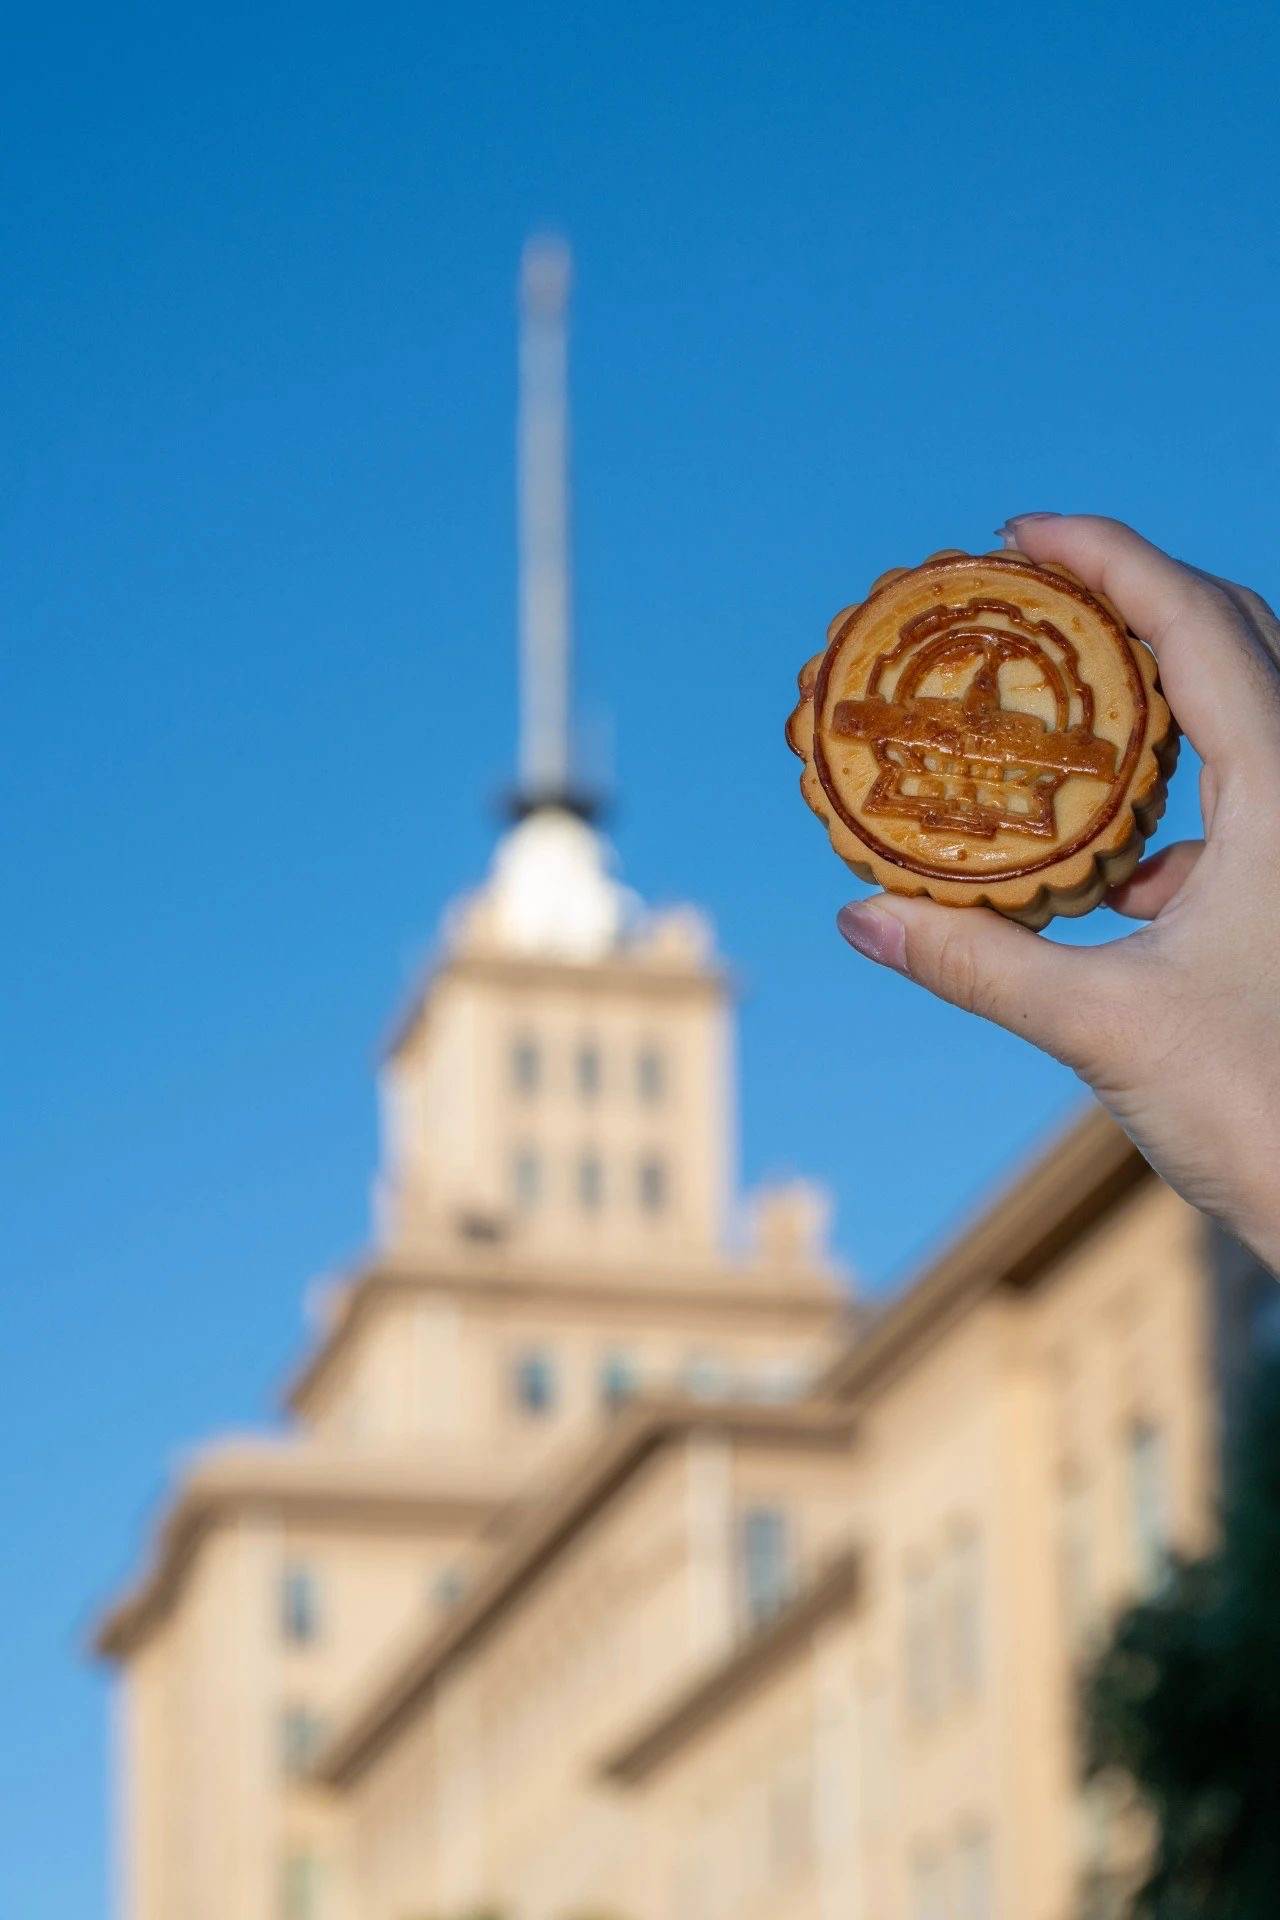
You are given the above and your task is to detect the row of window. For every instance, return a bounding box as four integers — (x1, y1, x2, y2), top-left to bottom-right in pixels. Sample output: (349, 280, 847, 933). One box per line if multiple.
(673, 1739, 815, 1917)
(510, 1144, 669, 1215)
(281, 1561, 469, 1649)
(512, 1346, 808, 1418)
(904, 1527, 984, 1725)
(1059, 1418, 1171, 1654)
(511, 1033, 667, 1105)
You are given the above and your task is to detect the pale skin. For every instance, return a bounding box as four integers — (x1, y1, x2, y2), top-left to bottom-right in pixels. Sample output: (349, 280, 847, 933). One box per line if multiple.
(837, 514, 1280, 1275)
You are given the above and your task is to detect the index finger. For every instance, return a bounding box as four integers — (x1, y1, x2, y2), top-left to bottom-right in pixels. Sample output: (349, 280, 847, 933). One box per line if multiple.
(1005, 514, 1278, 769)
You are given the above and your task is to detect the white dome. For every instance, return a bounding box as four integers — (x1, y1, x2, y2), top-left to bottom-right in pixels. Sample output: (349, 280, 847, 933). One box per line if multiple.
(482, 807, 635, 960)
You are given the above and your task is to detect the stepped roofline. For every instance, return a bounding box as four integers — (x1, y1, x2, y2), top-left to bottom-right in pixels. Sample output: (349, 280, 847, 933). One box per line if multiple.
(599, 1543, 862, 1785)
(284, 1246, 848, 1418)
(92, 1440, 520, 1661)
(311, 1104, 1162, 1791)
(314, 1398, 858, 1787)
(820, 1101, 1152, 1400)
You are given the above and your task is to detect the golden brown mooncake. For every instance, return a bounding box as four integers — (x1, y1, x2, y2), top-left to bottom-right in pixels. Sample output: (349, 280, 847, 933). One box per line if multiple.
(786, 549, 1178, 930)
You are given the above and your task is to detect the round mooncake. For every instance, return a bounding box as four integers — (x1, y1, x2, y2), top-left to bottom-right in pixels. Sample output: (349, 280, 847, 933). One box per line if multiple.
(786, 550, 1178, 929)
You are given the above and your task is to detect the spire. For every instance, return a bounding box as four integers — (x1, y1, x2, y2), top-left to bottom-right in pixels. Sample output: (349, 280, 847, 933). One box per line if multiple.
(512, 235, 599, 819)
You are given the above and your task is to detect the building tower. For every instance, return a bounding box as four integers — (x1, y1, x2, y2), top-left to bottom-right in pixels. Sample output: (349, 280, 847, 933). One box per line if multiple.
(94, 240, 844, 1920)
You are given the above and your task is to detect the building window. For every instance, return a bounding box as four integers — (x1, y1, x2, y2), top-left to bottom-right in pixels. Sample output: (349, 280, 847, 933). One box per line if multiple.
(1128, 1420, 1170, 1593)
(433, 1565, 466, 1610)
(682, 1351, 728, 1400)
(910, 1844, 947, 1920)
(740, 1506, 794, 1628)
(600, 1350, 637, 1410)
(514, 1348, 557, 1415)
(638, 1154, 667, 1214)
(954, 1825, 992, 1920)
(511, 1144, 542, 1210)
(1059, 1474, 1096, 1652)
(280, 1564, 319, 1645)
(576, 1040, 602, 1100)
(510, 1034, 540, 1096)
(280, 1704, 325, 1778)
(769, 1749, 814, 1874)
(905, 1559, 940, 1723)
(947, 1526, 983, 1695)
(281, 1849, 323, 1920)
(754, 1357, 808, 1403)
(578, 1150, 604, 1212)
(637, 1044, 665, 1104)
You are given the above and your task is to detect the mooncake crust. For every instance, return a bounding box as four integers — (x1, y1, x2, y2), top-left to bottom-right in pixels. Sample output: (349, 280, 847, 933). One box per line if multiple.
(786, 550, 1178, 930)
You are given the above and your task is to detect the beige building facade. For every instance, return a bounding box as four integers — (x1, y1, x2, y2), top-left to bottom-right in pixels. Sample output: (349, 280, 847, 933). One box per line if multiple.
(96, 798, 850, 1920)
(310, 1108, 1237, 1920)
(96, 799, 1270, 1920)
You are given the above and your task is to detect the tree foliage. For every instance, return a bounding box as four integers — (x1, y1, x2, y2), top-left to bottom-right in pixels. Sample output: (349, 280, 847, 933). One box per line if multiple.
(1083, 1352, 1280, 1919)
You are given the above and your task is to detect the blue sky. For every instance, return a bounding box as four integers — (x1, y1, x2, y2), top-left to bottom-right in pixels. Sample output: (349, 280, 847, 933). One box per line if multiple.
(4, 1, 1279, 1910)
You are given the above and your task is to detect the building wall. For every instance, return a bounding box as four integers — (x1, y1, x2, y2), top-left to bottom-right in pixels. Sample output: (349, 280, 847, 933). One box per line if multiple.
(342, 1441, 714, 1919)
(381, 954, 732, 1264)
(622, 1182, 1219, 1920)
(999, 1179, 1216, 1920)
(835, 1300, 1006, 1920)
(121, 1520, 278, 1920)
(116, 1506, 490, 1920)
(299, 1279, 837, 1468)
(338, 1427, 859, 1920)
(637, 1622, 859, 1920)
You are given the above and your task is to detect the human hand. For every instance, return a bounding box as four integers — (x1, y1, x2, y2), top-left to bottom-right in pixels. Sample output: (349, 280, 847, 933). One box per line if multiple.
(837, 515, 1280, 1274)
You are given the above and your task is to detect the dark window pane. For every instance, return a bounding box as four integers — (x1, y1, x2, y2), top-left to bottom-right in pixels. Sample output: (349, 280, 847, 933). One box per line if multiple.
(281, 1850, 323, 1920)
(638, 1156, 667, 1214)
(280, 1705, 324, 1777)
(637, 1046, 665, 1104)
(511, 1146, 542, 1209)
(600, 1350, 637, 1409)
(514, 1349, 557, 1415)
(281, 1565, 319, 1644)
(740, 1507, 793, 1627)
(576, 1042, 601, 1099)
(578, 1152, 604, 1211)
(511, 1035, 541, 1095)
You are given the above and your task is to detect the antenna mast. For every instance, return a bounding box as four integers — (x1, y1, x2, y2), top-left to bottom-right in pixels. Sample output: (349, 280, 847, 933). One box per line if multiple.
(516, 235, 576, 810)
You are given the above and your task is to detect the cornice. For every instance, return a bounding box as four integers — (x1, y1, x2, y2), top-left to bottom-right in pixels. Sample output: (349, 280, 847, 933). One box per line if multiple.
(315, 1399, 856, 1787)
(599, 1544, 862, 1784)
(285, 1254, 848, 1415)
(93, 1443, 516, 1661)
(820, 1102, 1153, 1401)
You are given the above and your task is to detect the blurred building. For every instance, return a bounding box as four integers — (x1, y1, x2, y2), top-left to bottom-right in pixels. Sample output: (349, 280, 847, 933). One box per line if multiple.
(94, 243, 1269, 1920)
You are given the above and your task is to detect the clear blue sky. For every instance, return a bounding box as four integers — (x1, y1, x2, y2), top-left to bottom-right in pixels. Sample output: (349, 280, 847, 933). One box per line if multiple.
(4, 1, 1278, 1910)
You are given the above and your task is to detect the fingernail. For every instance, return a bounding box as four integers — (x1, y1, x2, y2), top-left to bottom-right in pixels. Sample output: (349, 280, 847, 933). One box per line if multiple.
(836, 902, 908, 972)
(994, 511, 1061, 550)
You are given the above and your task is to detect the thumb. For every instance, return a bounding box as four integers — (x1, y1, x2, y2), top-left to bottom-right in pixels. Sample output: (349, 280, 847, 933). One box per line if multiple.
(837, 894, 1112, 1071)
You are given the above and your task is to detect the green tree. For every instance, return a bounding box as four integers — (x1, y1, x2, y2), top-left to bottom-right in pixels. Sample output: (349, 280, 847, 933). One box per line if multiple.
(1083, 1352, 1280, 1918)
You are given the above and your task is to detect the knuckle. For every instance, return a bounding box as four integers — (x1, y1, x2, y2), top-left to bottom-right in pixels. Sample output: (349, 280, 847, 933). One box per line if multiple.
(927, 922, 985, 1015)
(1190, 575, 1237, 622)
(1233, 581, 1273, 622)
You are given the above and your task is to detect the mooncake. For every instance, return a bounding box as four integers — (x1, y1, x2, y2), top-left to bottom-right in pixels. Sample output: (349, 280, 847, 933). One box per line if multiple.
(786, 550, 1178, 929)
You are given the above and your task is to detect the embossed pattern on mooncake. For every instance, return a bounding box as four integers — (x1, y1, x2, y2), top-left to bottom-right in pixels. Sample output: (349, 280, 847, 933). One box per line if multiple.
(787, 551, 1178, 929)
